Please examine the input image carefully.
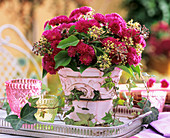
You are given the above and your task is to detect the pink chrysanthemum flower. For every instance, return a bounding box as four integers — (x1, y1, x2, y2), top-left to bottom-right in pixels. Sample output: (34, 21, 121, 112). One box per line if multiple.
(147, 77, 156, 87)
(79, 6, 93, 14)
(49, 15, 69, 26)
(126, 47, 141, 66)
(93, 13, 107, 24)
(108, 20, 122, 34)
(160, 79, 169, 88)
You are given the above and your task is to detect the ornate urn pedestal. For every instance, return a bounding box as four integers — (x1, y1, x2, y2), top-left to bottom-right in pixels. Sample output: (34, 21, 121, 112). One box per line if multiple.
(58, 68, 122, 122)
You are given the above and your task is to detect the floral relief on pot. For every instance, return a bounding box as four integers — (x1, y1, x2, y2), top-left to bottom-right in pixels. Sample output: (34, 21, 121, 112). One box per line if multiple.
(58, 67, 122, 99)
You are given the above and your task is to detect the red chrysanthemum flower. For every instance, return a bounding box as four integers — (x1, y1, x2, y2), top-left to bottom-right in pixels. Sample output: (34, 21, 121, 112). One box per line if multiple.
(68, 46, 77, 57)
(79, 54, 93, 65)
(42, 28, 62, 42)
(75, 20, 91, 33)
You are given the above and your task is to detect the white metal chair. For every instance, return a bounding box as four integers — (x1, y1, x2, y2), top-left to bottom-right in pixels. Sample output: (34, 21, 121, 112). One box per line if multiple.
(0, 24, 47, 97)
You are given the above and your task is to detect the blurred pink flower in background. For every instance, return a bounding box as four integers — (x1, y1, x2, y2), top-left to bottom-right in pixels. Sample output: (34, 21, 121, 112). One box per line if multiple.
(147, 77, 156, 87)
(160, 79, 169, 88)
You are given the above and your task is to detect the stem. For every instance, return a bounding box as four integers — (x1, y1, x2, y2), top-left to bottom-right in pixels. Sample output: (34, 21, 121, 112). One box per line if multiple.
(140, 74, 150, 111)
(112, 86, 119, 125)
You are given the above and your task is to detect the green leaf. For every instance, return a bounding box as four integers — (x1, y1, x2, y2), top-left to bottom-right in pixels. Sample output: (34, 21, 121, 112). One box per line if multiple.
(54, 51, 71, 69)
(131, 65, 141, 77)
(76, 113, 95, 121)
(5, 115, 24, 130)
(64, 117, 75, 125)
(57, 35, 79, 49)
(102, 72, 112, 77)
(143, 107, 159, 124)
(80, 64, 89, 74)
(42, 69, 47, 78)
(66, 59, 79, 72)
(117, 99, 125, 106)
(137, 98, 151, 109)
(102, 112, 113, 124)
(41, 83, 50, 93)
(112, 97, 120, 107)
(116, 65, 135, 78)
(69, 25, 76, 34)
(113, 119, 124, 126)
(2, 102, 11, 115)
(44, 23, 52, 31)
(92, 90, 100, 101)
(63, 106, 75, 117)
(20, 103, 38, 124)
(74, 120, 88, 126)
(28, 97, 39, 107)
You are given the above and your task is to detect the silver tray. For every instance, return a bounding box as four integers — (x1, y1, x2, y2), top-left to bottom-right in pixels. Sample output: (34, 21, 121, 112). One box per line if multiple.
(0, 100, 152, 138)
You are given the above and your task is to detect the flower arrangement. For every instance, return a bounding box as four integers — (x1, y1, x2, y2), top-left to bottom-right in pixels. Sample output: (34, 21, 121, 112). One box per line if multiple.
(147, 21, 170, 58)
(32, 6, 149, 75)
(31, 6, 160, 128)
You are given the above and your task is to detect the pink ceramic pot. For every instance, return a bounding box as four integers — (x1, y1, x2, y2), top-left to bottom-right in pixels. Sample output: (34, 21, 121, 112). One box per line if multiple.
(69, 99, 113, 123)
(58, 67, 122, 99)
(58, 67, 122, 122)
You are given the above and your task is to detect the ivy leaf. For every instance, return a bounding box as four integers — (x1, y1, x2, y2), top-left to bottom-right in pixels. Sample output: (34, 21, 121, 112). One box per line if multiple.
(42, 69, 47, 78)
(137, 98, 159, 124)
(71, 88, 84, 101)
(117, 99, 125, 106)
(113, 97, 120, 107)
(44, 23, 52, 31)
(76, 112, 95, 121)
(28, 97, 39, 107)
(92, 90, 100, 101)
(143, 107, 159, 124)
(54, 51, 71, 69)
(102, 72, 112, 77)
(57, 35, 79, 49)
(137, 98, 151, 109)
(5, 115, 25, 130)
(64, 117, 75, 125)
(63, 106, 75, 117)
(2, 102, 11, 115)
(102, 112, 113, 124)
(113, 119, 124, 126)
(20, 103, 37, 124)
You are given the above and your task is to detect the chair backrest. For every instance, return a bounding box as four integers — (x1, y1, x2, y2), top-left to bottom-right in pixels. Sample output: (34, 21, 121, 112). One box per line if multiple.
(0, 24, 47, 97)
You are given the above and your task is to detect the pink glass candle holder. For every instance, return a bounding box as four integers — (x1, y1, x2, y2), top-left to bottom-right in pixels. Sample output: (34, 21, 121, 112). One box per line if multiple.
(5, 79, 42, 117)
(141, 90, 167, 112)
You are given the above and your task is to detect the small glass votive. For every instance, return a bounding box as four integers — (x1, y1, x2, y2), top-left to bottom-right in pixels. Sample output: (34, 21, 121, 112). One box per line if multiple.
(34, 95, 58, 123)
